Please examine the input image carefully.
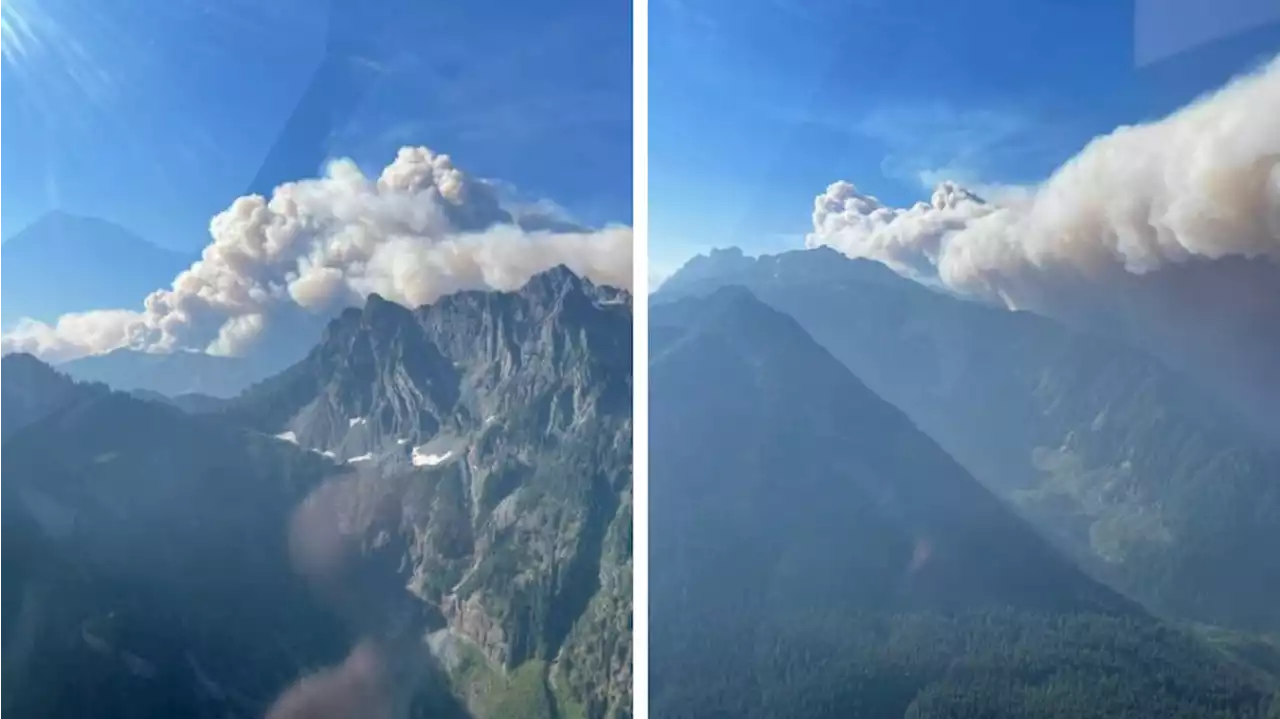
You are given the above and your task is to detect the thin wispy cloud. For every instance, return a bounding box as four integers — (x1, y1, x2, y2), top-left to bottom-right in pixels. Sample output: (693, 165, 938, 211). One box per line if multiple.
(854, 104, 1036, 190)
(765, 99, 1067, 196)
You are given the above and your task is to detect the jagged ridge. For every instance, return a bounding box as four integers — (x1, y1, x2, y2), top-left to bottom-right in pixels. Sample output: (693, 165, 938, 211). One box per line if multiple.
(224, 266, 634, 718)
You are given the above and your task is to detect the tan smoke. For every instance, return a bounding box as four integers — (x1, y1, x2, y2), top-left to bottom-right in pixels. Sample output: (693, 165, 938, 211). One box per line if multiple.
(264, 640, 396, 719)
(807, 54, 1280, 427)
(1, 146, 633, 363)
(271, 469, 441, 719)
(808, 53, 1280, 298)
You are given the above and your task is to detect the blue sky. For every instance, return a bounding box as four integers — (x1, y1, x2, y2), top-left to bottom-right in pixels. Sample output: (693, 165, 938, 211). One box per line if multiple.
(650, 0, 1280, 281)
(1, 0, 632, 251)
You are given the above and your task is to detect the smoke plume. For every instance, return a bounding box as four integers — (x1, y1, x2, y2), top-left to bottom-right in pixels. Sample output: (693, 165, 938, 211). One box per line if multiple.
(264, 640, 397, 719)
(1, 146, 633, 363)
(269, 467, 447, 719)
(808, 54, 1280, 429)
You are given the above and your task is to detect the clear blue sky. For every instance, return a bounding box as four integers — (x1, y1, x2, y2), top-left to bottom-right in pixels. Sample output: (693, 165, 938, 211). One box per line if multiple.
(1, 0, 633, 250)
(650, 0, 1280, 281)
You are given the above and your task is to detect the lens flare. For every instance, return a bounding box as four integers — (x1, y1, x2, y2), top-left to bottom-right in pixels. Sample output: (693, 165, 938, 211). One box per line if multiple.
(2, 0, 32, 66)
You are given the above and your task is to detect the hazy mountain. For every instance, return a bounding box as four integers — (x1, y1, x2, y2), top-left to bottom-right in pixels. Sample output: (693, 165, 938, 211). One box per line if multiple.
(0, 212, 195, 331)
(0, 388, 367, 719)
(649, 287, 1279, 719)
(59, 348, 290, 400)
(1, 211, 322, 399)
(652, 285, 1135, 616)
(128, 388, 230, 414)
(2, 268, 633, 719)
(0, 353, 108, 440)
(656, 247, 1280, 633)
(49, 303, 335, 399)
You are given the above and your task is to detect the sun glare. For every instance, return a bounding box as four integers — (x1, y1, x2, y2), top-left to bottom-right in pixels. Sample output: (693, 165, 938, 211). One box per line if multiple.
(0, 0, 39, 67)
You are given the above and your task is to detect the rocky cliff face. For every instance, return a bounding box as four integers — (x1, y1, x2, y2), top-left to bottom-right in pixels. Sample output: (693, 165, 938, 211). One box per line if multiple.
(229, 265, 634, 718)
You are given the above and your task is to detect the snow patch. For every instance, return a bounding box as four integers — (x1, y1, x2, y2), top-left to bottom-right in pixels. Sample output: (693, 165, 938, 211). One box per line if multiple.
(347, 453, 373, 463)
(321, 450, 337, 459)
(274, 431, 298, 444)
(348, 417, 367, 428)
(412, 447, 453, 467)
(397, 438, 410, 445)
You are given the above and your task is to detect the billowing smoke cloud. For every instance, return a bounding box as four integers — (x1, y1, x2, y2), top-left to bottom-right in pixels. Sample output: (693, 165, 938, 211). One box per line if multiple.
(2, 146, 633, 363)
(809, 54, 1279, 296)
(264, 640, 397, 719)
(808, 54, 1280, 431)
(269, 468, 448, 719)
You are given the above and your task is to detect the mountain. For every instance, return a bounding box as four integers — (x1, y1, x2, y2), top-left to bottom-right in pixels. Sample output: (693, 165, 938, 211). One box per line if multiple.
(655, 247, 1280, 633)
(219, 266, 634, 719)
(60, 348, 282, 400)
(0, 387, 369, 719)
(0, 212, 195, 331)
(2, 267, 633, 719)
(52, 305, 333, 399)
(651, 285, 1135, 617)
(649, 287, 1279, 719)
(128, 388, 229, 414)
(0, 353, 108, 440)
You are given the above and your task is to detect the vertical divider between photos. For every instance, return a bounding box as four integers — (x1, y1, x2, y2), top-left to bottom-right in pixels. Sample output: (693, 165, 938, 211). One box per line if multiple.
(631, 0, 651, 714)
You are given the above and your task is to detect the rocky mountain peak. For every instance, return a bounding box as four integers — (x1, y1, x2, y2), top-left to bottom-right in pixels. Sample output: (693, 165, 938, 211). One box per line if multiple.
(529, 262, 588, 289)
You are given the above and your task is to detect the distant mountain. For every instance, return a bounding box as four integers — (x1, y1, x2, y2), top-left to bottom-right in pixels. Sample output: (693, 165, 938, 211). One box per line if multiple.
(52, 305, 332, 400)
(60, 348, 282, 400)
(128, 388, 229, 414)
(0, 353, 110, 441)
(654, 247, 756, 294)
(1, 268, 633, 719)
(649, 287, 1279, 719)
(0, 212, 195, 330)
(656, 247, 1280, 633)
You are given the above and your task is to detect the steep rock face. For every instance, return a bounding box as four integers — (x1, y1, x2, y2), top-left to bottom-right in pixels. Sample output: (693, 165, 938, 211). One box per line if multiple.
(648, 287, 1278, 719)
(225, 266, 634, 718)
(656, 247, 1280, 632)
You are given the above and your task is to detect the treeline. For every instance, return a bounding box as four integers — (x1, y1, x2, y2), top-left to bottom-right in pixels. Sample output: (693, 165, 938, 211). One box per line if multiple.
(651, 609, 1280, 719)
